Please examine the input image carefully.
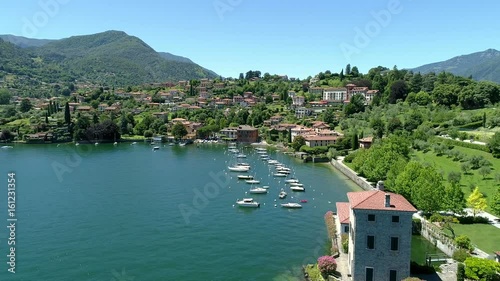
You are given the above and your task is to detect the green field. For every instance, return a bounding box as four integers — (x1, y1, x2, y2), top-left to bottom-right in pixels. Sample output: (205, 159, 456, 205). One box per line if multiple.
(446, 223, 500, 254)
(413, 146, 499, 210)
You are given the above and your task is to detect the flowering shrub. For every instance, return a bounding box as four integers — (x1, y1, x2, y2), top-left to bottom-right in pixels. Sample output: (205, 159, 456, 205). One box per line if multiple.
(317, 255, 337, 275)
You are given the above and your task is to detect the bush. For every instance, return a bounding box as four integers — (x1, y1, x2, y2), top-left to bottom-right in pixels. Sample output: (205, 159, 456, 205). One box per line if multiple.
(430, 213, 445, 223)
(439, 138, 491, 153)
(464, 257, 500, 281)
(317, 256, 337, 276)
(457, 216, 490, 224)
(454, 235, 473, 251)
(456, 262, 465, 281)
(412, 219, 422, 234)
(343, 152, 357, 163)
(453, 249, 471, 262)
(341, 234, 349, 253)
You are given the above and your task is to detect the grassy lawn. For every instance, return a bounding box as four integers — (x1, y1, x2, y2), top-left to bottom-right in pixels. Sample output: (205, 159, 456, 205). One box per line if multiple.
(6, 118, 30, 126)
(413, 147, 500, 211)
(121, 135, 146, 141)
(449, 223, 500, 254)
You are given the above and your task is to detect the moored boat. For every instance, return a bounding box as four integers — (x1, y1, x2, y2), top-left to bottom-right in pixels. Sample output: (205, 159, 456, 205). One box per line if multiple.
(245, 179, 260, 184)
(284, 178, 299, 183)
(236, 198, 260, 208)
(290, 185, 305, 191)
(279, 190, 287, 199)
(248, 187, 268, 194)
(152, 146, 160, 151)
(281, 202, 302, 208)
(273, 173, 287, 177)
(236, 154, 247, 158)
(228, 166, 250, 172)
(289, 182, 304, 187)
(237, 175, 254, 180)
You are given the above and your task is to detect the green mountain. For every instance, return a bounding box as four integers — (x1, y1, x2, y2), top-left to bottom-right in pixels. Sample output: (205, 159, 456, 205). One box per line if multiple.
(0, 34, 54, 48)
(0, 31, 218, 86)
(411, 49, 500, 84)
(158, 52, 194, 64)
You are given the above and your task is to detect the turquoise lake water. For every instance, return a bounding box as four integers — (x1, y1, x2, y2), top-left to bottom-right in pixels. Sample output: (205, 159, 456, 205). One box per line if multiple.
(0, 143, 358, 280)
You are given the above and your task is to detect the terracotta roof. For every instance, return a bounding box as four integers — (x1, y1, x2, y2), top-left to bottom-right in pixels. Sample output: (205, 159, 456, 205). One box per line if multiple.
(305, 135, 338, 141)
(336, 202, 350, 224)
(359, 137, 373, 143)
(347, 190, 417, 212)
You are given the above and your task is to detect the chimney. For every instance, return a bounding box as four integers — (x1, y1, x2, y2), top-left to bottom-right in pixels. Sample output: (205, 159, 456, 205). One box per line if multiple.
(376, 181, 384, 191)
(385, 193, 391, 207)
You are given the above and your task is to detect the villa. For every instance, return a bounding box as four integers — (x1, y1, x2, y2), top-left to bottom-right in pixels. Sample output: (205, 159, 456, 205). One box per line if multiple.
(335, 185, 417, 281)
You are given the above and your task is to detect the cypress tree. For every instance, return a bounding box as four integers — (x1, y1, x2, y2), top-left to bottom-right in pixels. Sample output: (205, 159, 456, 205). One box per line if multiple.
(45, 112, 49, 124)
(64, 102, 71, 124)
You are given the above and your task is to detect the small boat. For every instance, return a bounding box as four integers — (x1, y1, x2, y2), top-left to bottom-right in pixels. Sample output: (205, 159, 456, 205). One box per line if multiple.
(228, 166, 249, 172)
(237, 163, 251, 168)
(237, 175, 254, 180)
(179, 143, 186, 146)
(236, 198, 260, 208)
(249, 187, 268, 194)
(279, 191, 287, 199)
(260, 154, 269, 158)
(75, 142, 79, 146)
(95, 142, 99, 146)
(276, 167, 291, 172)
(278, 170, 291, 174)
(262, 185, 270, 189)
(236, 154, 247, 158)
(273, 173, 287, 177)
(290, 186, 305, 192)
(255, 147, 266, 151)
(152, 146, 160, 151)
(268, 160, 279, 164)
(1, 146, 13, 149)
(285, 178, 299, 183)
(229, 149, 239, 153)
(245, 179, 260, 184)
(131, 142, 137, 145)
(281, 202, 302, 208)
(168, 143, 174, 146)
(289, 183, 304, 187)
(300, 200, 308, 203)
(113, 142, 118, 145)
(256, 151, 267, 154)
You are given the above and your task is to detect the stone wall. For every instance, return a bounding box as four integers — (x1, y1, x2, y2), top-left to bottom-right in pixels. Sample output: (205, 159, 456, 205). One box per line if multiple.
(420, 220, 457, 257)
(330, 158, 373, 191)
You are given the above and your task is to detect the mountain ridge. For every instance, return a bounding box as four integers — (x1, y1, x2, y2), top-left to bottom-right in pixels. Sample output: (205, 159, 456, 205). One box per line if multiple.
(0, 30, 218, 85)
(411, 49, 500, 83)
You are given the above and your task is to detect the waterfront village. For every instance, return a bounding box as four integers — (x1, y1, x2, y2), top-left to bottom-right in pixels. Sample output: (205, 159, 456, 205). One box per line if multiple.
(2, 70, 500, 281)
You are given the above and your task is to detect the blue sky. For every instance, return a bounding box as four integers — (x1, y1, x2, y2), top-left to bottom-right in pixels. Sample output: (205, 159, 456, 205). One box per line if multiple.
(1, 0, 499, 79)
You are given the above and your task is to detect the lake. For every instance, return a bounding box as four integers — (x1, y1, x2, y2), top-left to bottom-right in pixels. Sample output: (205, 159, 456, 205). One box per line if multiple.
(0, 143, 359, 280)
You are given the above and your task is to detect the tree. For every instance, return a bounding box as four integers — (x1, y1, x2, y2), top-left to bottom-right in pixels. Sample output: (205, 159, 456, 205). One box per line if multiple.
(448, 171, 462, 186)
(344, 94, 365, 116)
(64, 102, 71, 125)
(461, 162, 472, 175)
(478, 166, 491, 179)
(19, 98, 32, 112)
(291, 135, 305, 151)
(0, 88, 12, 104)
(317, 256, 337, 276)
(491, 187, 500, 216)
(1, 129, 13, 141)
(345, 64, 351, 75)
(351, 131, 359, 151)
(388, 80, 408, 103)
(488, 132, 500, 158)
(4, 106, 17, 118)
(93, 113, 99, 124)
(464, 257, 500, 281)
(370, 117, 385, 139)
(467, 187, 487, 217)
(171, 122, 187, 140)
(45, 112, 49, 124)
(444, 183, 466, 214)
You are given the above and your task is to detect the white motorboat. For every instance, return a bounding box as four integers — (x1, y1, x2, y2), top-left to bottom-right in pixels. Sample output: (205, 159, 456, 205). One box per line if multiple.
(152, 146, 160, 151)
(245, 179, 260, 184)
(289, 183, 304, 187)
(1, 146, 13, 149)
(261, 156, 269, 161)
(228, 166, 249, 172)
(281, 202, 302, 208)
(256, 151, 267, 154)
(260, 154, 269, 158)
(285, 178, 299, 183)
(255, 147, 267, 151)
(276, 167, 291, 172)
(278, 170, 291, 174)
(237, 175, 254, 180)
(237, 163, 251, 168)
(229, 149, 239, 153)
(236, 154, 247, 158)
(249, 187, 268, 194)
(236, 198, 260, 208)
(268, 160, 279, 164)
(113, 142, 118, 145)
(273, 173, 287, 177)
(290, 186, 305, 192)
(279, 190, 287, 199)
(262, 185, 270, 189)
(168, 143, 174, 146)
